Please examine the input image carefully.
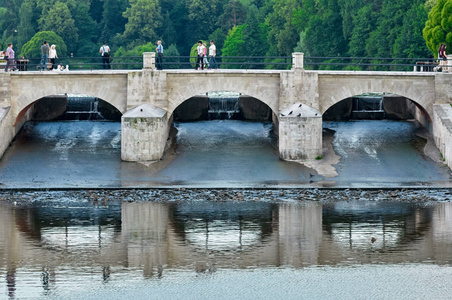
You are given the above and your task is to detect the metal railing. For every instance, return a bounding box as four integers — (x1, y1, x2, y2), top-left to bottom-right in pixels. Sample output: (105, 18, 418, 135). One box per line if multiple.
(3, 55, 450, 72)
(304, 56, 448, 72)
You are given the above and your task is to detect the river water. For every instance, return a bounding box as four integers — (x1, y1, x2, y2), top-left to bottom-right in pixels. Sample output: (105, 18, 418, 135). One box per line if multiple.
(0, 190, 452, 299)
(0, 119, 452, 298)
(0, 119, 450, 188)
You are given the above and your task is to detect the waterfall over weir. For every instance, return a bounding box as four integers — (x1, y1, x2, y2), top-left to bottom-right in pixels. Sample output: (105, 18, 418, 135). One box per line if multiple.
(351, 96, 385, 120)
(208, 92, 240, 119)
(62, 96, 105, 120)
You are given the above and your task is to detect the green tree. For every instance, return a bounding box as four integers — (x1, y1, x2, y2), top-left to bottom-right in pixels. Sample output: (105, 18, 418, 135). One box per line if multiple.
(221, 25, 246, 68)
(114, 41, 156, 69)
(39, 1, 78, 54)
(423, 0, 452, 56)
(186, 0, 218, 41)
(265, 0, 298, 56)
(243, 5, 269, 67)
(73, 3, 98, 56)
(165, 43, 181, 69)
(121, 0, 162, 48)
(99, 0, 128, 45)
(21, 30, 67, 58)
(209, 28, 226, 56)
(217, 0, 247, 31)
(394, 3, 430, 58)
(348, 5, 375, 57)
(17, 0, 38, 51)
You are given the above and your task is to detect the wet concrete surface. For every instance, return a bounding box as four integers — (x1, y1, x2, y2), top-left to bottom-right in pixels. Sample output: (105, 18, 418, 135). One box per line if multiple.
(0, 119, 451, 189)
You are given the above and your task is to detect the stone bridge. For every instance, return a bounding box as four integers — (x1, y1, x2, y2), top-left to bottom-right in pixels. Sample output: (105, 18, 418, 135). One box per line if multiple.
(1, 53, 452, 165)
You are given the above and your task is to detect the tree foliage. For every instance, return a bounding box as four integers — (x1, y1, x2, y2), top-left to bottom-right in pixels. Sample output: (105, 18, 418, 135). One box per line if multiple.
(0, 0, 436, 65)
(423, 0, 452, 56)
(21, 30, 67, 57)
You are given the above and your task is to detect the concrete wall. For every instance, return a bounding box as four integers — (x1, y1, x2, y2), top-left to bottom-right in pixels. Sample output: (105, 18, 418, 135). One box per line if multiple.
(172, 96, 209, 121)
(32, 95, 68, 121)
(238, 96, 272, 121)
(0, 73, 11, 107)
(433, 104, 452, 168)
(0, 107, 13, 159)
(279, 70, 319, 110)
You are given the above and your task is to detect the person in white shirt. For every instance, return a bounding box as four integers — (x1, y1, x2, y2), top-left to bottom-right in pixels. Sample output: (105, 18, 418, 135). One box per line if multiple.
(99, 43, 111, 69)
(196, 41, 205, 70)
(208, 40, 218, 70)
(49, 44, 58, 70)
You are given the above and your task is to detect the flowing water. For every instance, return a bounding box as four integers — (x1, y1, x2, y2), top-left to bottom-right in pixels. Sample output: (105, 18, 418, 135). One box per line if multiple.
(0, 119, 450, 188)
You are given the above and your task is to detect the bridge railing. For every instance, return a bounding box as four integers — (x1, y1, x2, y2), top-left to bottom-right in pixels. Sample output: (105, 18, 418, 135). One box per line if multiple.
(303, 56, 447, 72)
(8, 54, 451, 72)
(17, 55, 293, 71)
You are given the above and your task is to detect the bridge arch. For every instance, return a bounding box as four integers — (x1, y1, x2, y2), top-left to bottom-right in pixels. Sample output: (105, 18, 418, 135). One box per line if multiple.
(10, 73, 128, 124)
(170, 91, 275, 122)
(317, 74, 435, 117)
(165, 72, 280, 118)
(323, 93, 432, 125)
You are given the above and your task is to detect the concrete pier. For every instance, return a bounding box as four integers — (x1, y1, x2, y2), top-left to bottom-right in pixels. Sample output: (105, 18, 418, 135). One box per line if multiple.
(121, 104, 169, 161)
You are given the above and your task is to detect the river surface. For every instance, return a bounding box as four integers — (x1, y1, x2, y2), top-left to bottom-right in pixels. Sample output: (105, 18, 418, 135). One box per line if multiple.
(1, 120, 452, 298)
(0, 119, 450, 188)
(0, 190, 452, 299)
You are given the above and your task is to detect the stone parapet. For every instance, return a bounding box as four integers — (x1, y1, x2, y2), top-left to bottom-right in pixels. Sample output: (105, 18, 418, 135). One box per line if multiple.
(433, 104, 452, 169)
(0, 73, 11, 108)
(434, 73, 452, 105)
(0, 107, 13, 159)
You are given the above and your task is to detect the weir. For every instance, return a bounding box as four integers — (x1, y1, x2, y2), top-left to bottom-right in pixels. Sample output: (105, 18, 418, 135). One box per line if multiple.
(208, 93, 240, 120)
(1, 53, 452, 167)
(62, 96, 104, 120)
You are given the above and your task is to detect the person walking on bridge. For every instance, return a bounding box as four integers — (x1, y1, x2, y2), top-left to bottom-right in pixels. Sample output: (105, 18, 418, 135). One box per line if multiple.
(208, 40, 218, 70)
(156, 40, 163, 70)
(196, 41, 205, 70)
(40, 41, 49, 71)
(4, 43, 17, 72)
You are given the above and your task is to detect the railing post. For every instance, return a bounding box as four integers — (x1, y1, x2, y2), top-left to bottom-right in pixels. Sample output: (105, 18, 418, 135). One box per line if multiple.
(292, 52, 304, 70)
(143, 52, 155, 69)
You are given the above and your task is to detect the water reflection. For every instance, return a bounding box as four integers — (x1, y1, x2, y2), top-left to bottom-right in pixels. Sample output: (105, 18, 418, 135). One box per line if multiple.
(1, 199, 452, 298)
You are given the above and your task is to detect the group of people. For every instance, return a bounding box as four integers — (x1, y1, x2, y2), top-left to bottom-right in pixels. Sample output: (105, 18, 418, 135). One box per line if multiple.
(436, 43, 448, 72)
(152, 39, 219, 71)
(195, 40, 218, 70)
(40, 41, 59, 70)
